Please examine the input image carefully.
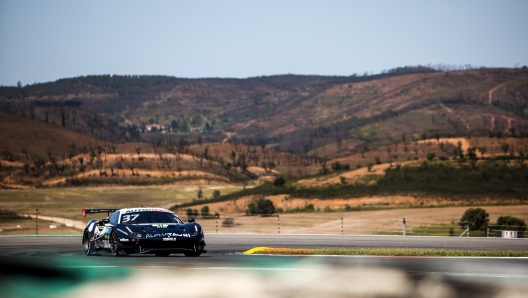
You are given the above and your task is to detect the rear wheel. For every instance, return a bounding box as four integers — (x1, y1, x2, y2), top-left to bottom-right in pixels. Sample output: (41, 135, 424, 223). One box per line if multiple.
(110, 230, 120, 256)
(83, 231, 92, 255)
(184, 251, 201, 257)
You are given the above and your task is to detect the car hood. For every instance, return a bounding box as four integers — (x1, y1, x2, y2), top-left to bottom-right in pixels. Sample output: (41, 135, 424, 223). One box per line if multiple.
(122, 223, 195, 238)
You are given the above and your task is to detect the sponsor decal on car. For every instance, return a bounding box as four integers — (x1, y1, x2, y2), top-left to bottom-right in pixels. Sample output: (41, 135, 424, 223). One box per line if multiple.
(162, 238, 177, 241)
(124, 208, 172, 214)
(146, 233, 191, 238)
(120, 238, 129, 242)
(103, 227, 112, 239)
(153, 224, 169, 228)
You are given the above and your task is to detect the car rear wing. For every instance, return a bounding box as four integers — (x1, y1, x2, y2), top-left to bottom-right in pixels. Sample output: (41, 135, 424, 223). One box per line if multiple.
(82, 209, 119, 218)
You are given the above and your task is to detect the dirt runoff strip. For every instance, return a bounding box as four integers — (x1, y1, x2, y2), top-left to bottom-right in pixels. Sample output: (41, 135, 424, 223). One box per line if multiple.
(243, 247, 528, 257)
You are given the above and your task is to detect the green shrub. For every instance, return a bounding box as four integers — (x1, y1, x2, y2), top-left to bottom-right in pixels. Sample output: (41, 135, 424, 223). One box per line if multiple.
(495, 215, 526, 236)
(426, 152, 436, 161)
(460, 208, 489, 231)
(247, 197, 276, 215)
(0, 209, 30, 221)
(200, 206, 210, 218)
(331, 162, 350, 171)
(273, 176, 285, 186)
(212, 190, 221, 199)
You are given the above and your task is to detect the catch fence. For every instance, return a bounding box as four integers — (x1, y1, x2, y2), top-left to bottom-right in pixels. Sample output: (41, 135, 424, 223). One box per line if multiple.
(0, 208, 83, 235)
(0, 208, 471, 237)
(487, 225, 526, 238)
(195, 214, 469, 236)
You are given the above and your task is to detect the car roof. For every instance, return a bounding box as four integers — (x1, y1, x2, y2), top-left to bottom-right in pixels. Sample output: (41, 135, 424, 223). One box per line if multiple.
(119, 207, 175, 214)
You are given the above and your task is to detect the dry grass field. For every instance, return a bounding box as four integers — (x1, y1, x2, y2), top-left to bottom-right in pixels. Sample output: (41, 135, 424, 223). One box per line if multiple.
(0, 184, 242, 223)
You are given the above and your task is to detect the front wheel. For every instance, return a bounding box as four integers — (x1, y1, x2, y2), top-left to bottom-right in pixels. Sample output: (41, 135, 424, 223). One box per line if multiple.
(184, 251, 201, 257)
(110, 230, 120, 256)
(83, 231, 92, 255)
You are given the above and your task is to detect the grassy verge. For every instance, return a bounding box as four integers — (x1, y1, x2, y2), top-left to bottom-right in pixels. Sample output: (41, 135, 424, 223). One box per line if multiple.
(243, 247, 528, 257)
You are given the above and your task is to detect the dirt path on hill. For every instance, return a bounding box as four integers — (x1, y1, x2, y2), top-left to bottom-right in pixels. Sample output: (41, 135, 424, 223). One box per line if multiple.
(440, 103, 470, 130)
(416, 138, 470, 152)
(488, 83, 507, 106)
(221, 132, 236, 143)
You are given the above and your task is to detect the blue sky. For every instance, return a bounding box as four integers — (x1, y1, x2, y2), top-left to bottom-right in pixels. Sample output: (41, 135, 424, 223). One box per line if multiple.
(1, 0, 527, 86)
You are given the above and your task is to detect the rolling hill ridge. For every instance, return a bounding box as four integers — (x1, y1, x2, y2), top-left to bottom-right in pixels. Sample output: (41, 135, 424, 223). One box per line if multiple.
(1, 67, 527, 157)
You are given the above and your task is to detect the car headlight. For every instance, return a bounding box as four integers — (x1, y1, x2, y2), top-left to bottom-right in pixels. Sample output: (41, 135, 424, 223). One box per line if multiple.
(192, 225, 199, 236)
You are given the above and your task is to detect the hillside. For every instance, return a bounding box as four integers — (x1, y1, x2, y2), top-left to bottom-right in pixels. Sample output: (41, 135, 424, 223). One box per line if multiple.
(1, 66, 528, 189)
(1, 67, 527, 156)
(0, 113, 104, 157)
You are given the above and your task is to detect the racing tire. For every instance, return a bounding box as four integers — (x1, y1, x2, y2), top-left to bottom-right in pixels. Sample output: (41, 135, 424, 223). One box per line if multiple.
(155, 253, 170, 257)
(110, 230, 120, 256)
(83, 231, 92, 255)
(184, 251, 201, 257)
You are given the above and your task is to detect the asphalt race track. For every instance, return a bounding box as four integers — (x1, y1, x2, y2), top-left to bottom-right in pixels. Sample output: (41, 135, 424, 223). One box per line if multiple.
(1, 234, 528, 298)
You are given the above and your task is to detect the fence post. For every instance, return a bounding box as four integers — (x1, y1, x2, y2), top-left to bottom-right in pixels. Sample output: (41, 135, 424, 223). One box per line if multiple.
(277, 214, 280, 234)
(216, 214, 218, 234)
(341, 216, 343, 235)
(35, 207, 39, 235)
(459, 221, 469, 237)
(402, 218, 406, 236)
(486, 224, 489, 238)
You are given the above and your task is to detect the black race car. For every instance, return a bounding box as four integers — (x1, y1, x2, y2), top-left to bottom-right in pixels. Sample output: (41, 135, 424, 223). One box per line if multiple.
(81, 207, 206, 257)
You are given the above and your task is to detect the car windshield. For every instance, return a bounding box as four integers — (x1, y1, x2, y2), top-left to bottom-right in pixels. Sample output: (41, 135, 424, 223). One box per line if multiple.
(120, 211, 183, 224)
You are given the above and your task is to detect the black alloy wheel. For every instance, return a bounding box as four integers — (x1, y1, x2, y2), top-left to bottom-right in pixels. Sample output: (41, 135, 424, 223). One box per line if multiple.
(110, 230, 120, 256)
(83, 231, 92, 255)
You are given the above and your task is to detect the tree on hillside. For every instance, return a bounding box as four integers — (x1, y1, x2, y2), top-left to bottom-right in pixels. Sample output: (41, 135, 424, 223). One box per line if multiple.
(459, 208, 489, 231)
(501, 143, 510, 154)
(212, 189, 221, 200)
(247, 197, 275, 216)
(367, 162, 374, 172)
(477, 147, 487, 158)
(267, 161, 276, 173)
(170, 119, 179, 131)
(273, 176, 285, 186)
(466, 147, 477, 160)
(426, 152, 435, 161)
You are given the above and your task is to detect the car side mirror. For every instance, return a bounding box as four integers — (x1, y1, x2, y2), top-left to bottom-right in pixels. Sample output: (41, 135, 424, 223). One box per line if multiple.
(99, 218, 110, 225)
(188, 218, 195, 223)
